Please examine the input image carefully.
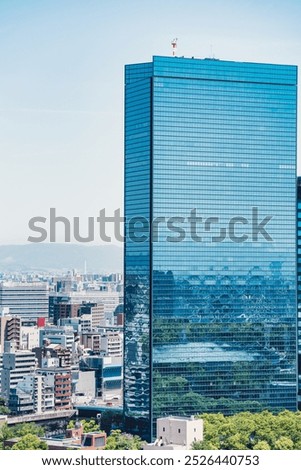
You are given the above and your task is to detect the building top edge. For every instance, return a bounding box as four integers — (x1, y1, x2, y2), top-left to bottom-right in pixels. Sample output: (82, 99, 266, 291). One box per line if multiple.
(125, 55, 297, 86)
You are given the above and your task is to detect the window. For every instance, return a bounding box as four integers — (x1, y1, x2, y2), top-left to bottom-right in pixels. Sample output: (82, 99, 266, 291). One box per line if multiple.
(178, 429, 181, 433)
(163, 427, 165, 432)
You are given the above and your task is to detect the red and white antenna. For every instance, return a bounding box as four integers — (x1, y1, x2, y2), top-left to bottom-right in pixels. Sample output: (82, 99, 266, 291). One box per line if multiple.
(171, 38, 178, 56)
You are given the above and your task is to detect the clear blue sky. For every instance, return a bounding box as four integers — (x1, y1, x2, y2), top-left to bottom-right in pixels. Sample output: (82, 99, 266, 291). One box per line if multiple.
(0, 0, 300, 244)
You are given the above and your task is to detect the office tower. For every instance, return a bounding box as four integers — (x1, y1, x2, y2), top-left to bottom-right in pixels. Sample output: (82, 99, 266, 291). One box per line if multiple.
(124, 56, 297, 440)
(0, 282, 49, 320)
(297, 177, 301, 409)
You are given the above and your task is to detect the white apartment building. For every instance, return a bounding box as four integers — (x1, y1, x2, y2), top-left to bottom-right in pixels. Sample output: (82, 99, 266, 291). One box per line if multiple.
(9, 373, 54, 414)
(0, 343, 36, 400)
(100, 331, 123, 357)
(21, 325, 39, 350)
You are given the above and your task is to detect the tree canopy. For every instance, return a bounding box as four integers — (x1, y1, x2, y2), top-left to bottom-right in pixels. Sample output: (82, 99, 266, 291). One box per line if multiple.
(104, 429, 144, 450)
(0, 405, 10, 415)
(192, 410, 301, 450)
(67, 418, 100, 433)
(0, 397, 10, 416)
(14, 422, 44, 437)
(0, 421, 45, 450)
(11, 433, 48, 450)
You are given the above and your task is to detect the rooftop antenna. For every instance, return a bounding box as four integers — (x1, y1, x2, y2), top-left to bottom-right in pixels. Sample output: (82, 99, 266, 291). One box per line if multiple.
(171, 38, 178, 56)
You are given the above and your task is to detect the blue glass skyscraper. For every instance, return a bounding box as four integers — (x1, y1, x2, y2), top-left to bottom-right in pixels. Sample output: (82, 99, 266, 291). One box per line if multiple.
(297, 177, 301, 409)
(124, 56, 297, 440)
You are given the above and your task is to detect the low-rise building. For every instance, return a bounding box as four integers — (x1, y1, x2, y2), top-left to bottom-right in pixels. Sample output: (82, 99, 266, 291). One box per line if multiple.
(34, 343, 72, 368)
(8, 373, 48, 415)
(73, 370, 96, 402)
(144, 416, 203, 450)
(100, 331, 122, 357)
(20, 324, 39, 350)
(53, 302, 80, 325)
(37, 368, 72, 410)
(79, 355, 122, 401)
(39, 325, 75, 350)
(81, 330, 122, 357)
(81, 333, 101, 353)
(78, 303, 105, 329)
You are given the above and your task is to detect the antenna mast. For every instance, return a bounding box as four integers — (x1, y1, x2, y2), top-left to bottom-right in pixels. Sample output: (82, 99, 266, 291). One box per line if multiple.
(171, 38, 178, 56)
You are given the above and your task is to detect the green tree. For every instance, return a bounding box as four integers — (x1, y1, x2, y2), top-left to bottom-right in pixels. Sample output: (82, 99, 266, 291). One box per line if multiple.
(68, 419, 100, 433)
(253, 440, 271, 450)
(82, 419, 100, 433)
(0, 397, 10, 415)
(11, 433, 48, 450)
(191, 440, 219, 450)
(14, 422, 44, 437)
(274, 437, 294, 450)
(193, 410, 301, 450)
(104, 430, 144, 450)
(0, 423, 14, 450)
(0, 421, 44, 450)
(0, 406, 10, 415)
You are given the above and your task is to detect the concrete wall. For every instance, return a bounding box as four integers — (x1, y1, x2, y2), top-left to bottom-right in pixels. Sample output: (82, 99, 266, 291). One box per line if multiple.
(157, 417, 203, 448)
(76, 370, 95, 397)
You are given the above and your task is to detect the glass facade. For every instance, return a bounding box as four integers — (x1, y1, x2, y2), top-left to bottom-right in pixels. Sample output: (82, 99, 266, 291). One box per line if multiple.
(297, 177, 301, 409)
(124, 56, 297, 441)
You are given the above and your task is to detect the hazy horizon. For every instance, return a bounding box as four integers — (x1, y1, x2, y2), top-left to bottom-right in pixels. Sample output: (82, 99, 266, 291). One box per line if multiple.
(1, 0, 300, 245)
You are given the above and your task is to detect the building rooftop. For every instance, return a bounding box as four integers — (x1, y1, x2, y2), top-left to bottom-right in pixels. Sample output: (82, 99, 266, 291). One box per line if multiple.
(126, 55, 297, 86)
(158, 415, 198, 421)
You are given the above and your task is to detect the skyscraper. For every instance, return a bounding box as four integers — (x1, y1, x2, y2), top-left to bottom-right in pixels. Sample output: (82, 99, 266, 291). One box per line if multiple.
(124, 56, 297, 440)
(297, 177, 301, 410)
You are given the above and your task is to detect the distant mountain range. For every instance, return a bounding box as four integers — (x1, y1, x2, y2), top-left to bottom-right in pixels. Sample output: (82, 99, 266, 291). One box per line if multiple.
(0, 244, 123, 273)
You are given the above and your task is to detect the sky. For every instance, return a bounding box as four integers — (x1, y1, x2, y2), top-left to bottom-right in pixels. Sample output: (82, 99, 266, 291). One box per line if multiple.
(0, 0, 300, 244)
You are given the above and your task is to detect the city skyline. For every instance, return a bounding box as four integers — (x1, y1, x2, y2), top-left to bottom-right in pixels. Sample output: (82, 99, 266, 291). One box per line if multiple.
(1, 0, 301, 455)
(1, 0, 301, 245)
